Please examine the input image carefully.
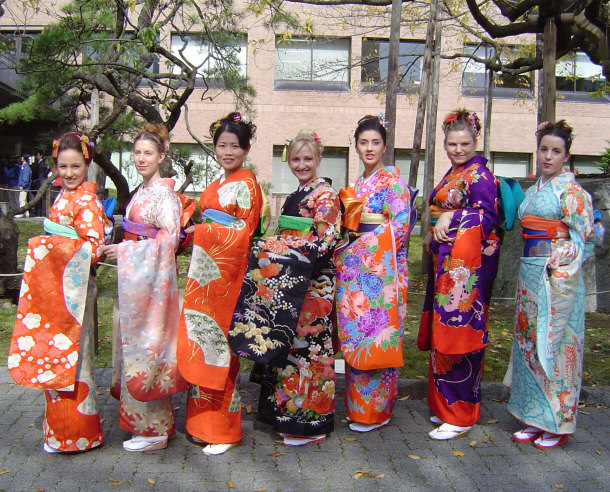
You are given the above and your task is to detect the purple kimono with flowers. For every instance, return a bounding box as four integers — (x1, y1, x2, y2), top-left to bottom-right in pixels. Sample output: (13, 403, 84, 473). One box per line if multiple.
(418, 155, 499, 427)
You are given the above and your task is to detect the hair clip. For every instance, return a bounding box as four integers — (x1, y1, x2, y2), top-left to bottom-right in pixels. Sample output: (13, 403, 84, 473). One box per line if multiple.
(233, 113, 243, 123)
(443, 114, 458, 125)
(52, 139, 60, 158)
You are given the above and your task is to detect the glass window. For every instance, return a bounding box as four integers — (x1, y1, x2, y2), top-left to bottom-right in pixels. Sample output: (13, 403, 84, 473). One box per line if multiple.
(361, 39, 425, 92)
(271, 146, 348, 194)
(490, 152, 530, 177)
(171, 33, 247, 85)
(462, 44, 532, 96)
(274, 37, 350, 91)
(570, 155, 605, 175)
(556, 51, 606, 94)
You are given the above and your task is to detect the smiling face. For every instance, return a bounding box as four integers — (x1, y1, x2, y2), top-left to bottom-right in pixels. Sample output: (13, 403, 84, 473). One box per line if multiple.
(537, 134, 569, 181)
(356, 129, 386, 174)
(215, 131, 249, 178)
(443, 130, 477, 169)
(288, 143, 321, 186)
(134, 139, 165, 185)
(57, 148, 88, 191)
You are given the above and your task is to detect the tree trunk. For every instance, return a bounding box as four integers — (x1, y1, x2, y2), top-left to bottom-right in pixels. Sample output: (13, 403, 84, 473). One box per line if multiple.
(383, 0, 402, 165)
(483, 66, 493, 163)
(408, 0, 438, 188)
(92, 150, 131, 213)
(0, 211, 20, 302)
(541, 15, 557, 123)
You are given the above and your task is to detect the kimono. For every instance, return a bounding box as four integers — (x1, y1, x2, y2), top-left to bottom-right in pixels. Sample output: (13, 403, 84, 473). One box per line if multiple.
(335, 167, 412, 424)
(505, 172, 594, 435)
(8, 182, 109, 452)
(418, 155, 499, 427)
(229, 177, 341, 437)
(112, 178, 186, 437)
(177, 168, 263, 444)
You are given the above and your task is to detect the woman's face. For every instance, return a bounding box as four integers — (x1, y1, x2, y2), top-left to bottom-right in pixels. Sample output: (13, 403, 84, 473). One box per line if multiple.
(134, 139, 165, 183)
(215, 131, 248, 178)
(288, 144, 321, 186)
(443, 130, 477, 168)
(537, 135, 569, 181)
(356, 129, 386, 171)
(57, 148, 88, 191)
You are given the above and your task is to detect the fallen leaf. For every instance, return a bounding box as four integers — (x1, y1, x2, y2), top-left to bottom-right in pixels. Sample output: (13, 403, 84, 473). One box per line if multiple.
(580, 411, 589, 415)
(407, 454, 421, 460)
(555, 484, 564, 489)
(469, 440, 477, 447)
(245, 404, 253, 414)
(173, 406, 180, 411)
(398, 395, 411, 401)
(96, 391, 103, 396)
(595, 449, 602, 455)
(227, 481, 234, 488)
(254, 488, 267, 492)
(0, 470, 11, 475)
(36, 488, 45, 492)
(484, 365, 492, 371)
(452, 451, 464, 457)
(354, 470, 384, 479)
(248, 434, 255, 438)
(486, 419, 498, 424)
(100, 418, 106, 424)
(147, 478, 156, 484)
(415, 375, 425, 379)
(28, 423, 35, 427)
(267, 452, 285, 457)
(344, 437, 357, 442)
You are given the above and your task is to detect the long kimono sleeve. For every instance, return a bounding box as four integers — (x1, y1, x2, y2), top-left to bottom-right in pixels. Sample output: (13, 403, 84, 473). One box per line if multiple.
(557, 184, 594, 264)
(308, 186, 341, 256)
(70, 192, 108, 262)
(382, 174, 412, 247)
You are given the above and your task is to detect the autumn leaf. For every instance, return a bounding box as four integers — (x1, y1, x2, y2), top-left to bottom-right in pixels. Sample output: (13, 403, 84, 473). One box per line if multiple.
(267, 452, 285, 457)
(407, 454, 421, 460)
(245, 404, 253, 414)
(0, 470, 11, 475)
(354, 470, 384, 479)
(254, 488, 267, 492)
(555, 484, 564, 489)
(486, 419, 498, 424)
(596, 449, 602, 455)
(227, 481, 235, 489)
(147, 478, 156, 484)
(108, 478, 125, 486)
(469, 440, 477, 447)
(398, 395, 411, 401)
(36, 488, 45, 492)
(452, 451, 464, 457)
(344, 437, 357, 442)
(28, 423, 35, 427)
(100, 418, 106, 424)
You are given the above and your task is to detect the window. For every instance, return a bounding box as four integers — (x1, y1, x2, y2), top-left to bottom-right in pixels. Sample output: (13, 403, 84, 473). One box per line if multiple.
(274, 37, 350, 91)
(570, 155, 605, 175)
(0, 31, 39, 60)
(171, 144, 222, 190)
(271, 146, 348, 194)
(361, 39, 424, 92)
(556, 51, 606, 97)
(170, 33, 247, 87)
(490, 152, 530, 178)
(462, 45, 532, 97)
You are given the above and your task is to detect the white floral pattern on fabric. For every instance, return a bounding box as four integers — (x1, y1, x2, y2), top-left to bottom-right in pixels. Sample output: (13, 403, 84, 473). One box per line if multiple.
(218, 180, 252, 209)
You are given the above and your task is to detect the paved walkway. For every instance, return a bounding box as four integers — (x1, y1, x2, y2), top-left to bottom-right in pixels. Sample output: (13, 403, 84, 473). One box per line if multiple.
(0, 368, 608, 492)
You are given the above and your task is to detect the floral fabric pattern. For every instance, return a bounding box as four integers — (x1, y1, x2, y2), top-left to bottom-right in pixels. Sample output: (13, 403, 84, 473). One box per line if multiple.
(506, 172, 594, 434)
(335, 167, 411, 424)
(8, 181, 106, 451)
(419, 156, 499, 427)
(238, 178, 340, 437)
(113, 178, 185, 437)
(178, 168, 263, 444)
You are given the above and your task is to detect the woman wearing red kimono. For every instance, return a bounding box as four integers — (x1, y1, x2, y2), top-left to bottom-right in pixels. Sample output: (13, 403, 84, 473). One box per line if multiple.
(177, 113, 264, 456)
(8, 132, 111, 453)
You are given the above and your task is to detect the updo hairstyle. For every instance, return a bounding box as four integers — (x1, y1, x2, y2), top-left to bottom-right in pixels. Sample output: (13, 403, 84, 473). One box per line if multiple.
(535, 120, 574, 153)
(287, 131, 323, 162)
(210, 112, 257, 151)
(134, 123, 169, 155)
(354, 115, 387, 145)
(52, 132, 95, 165)
(441, 109, 481, 142)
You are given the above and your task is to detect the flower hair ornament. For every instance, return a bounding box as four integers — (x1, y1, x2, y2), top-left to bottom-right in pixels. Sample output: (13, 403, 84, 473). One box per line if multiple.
(52, 133, 93, 159)
(377, 112, 389, 129)
(312, 132, 321, 145)
(443, 111, 481, 137)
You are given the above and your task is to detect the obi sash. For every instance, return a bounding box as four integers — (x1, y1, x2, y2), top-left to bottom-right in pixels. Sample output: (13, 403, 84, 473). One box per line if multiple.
(122, 217, 159, 241)
(339, 188, 363, 231)
(357, 212, 384, 233)
(428, 207, 460, 229)
(43, 218, 80, 239)
(521, 216, 569, 257)
(201, 208, 237, 225)
(277, 215, 314, 237)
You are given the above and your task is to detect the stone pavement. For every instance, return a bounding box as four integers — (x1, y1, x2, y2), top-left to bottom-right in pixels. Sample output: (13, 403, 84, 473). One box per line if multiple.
(0, 368, 608, 492)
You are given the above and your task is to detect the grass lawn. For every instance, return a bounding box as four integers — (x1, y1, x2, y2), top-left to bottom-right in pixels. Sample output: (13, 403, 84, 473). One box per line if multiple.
(1, 220, 608, 387)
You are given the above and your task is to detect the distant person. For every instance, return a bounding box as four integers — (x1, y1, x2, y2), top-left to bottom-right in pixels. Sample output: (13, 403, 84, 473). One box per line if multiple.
(505, 121, 594, 449)
(17, 155, 32, 217)
(418, 109, 499, 440)
(6, 158, 20, 212)
(29, 152, 49, 216)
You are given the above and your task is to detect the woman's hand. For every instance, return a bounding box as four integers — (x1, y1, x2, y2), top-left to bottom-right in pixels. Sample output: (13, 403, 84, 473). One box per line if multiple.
(102, 244, 119, 262)
(547, 250, 561, 272)
(423, 231, 433, 255)
(184, 225, 196, 234)
(432, 212, 453, 243)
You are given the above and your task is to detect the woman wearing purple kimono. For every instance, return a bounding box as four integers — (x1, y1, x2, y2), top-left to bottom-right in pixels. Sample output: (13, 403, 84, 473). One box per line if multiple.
(418, 109, 500, 440)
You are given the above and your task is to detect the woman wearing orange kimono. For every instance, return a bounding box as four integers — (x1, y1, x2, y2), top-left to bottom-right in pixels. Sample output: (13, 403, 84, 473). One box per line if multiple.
(335, 115, 412, 432)
(103, 124, 187, 452)
(418, 110, 499, 440)
(177, 113, 264, 456)
(8, 132, 111, 453)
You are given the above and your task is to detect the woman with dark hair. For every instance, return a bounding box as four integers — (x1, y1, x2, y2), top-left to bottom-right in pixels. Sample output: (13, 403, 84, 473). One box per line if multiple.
(177, 112, 266, 455)
(229, 130, 341, 446)
(505, 121, 594, 449)
(9, 132, 111, 453)
(103, 123, 187, 452)
(418, 109, 499, 440)
(335, 115, 412, 432)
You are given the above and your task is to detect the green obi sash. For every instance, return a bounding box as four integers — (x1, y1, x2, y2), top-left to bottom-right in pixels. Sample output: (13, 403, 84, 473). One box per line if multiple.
(277, 215, 314, 234)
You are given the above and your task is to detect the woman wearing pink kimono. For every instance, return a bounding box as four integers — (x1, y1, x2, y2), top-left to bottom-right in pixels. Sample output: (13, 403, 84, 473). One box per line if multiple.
(103, 124, 187, 452)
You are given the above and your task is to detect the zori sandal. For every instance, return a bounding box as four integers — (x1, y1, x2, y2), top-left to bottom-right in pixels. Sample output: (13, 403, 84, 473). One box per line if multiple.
(349, 418, 390, 433)
(202, 443, 237, 456)
(429, 415, 443, 425)
(428, 423, 471, 440)
(513, 426, 543, 443)
(534, 432, 569, 449)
